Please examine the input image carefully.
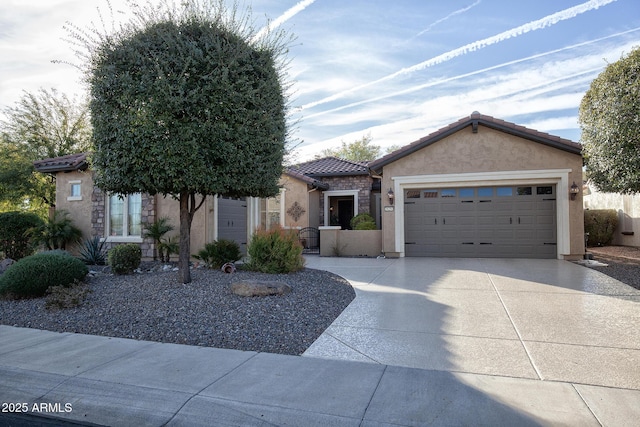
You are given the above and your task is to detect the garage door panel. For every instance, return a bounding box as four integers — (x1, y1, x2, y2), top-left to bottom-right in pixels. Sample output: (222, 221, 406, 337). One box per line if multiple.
(404, 185, 556, 259)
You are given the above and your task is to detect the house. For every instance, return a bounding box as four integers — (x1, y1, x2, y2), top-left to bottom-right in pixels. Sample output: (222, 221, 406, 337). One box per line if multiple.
(34, 112, 585, 260)
(368, 112, 585, 259)
(33, 154, 379, 259)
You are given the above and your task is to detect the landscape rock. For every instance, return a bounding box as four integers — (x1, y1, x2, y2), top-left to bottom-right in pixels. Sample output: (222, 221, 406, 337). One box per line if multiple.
(0, 258, 15, 274)
(231, 280, 292, 297)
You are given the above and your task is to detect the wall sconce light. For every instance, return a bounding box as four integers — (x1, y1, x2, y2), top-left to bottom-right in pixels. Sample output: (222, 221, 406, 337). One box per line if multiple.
(570, 181, 580, 201)
(387, 188, 395, 205)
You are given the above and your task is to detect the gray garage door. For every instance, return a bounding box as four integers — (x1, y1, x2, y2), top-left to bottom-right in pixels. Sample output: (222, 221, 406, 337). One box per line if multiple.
(218, 197, 248, 253)
(404, 185, 556, 258)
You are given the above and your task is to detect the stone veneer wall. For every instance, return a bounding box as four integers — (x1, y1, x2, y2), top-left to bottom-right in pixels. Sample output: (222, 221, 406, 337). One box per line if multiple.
(91, 187, 156, 259)
(319, 175, 374, 226)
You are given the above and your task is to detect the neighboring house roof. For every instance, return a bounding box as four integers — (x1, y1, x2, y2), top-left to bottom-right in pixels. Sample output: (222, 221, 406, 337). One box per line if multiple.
(33, 153, 89, 173)
(288, 156, 369, 177)
(369, 112, 582, 173)
(284, 169, 330, 190)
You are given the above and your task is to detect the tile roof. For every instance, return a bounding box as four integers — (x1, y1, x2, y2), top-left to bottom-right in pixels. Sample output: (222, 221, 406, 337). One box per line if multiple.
(284, 169, 330, 190)
(369, 112, 582, 172)
(33, 153, 88, 173)
(288, 156, 369, 177)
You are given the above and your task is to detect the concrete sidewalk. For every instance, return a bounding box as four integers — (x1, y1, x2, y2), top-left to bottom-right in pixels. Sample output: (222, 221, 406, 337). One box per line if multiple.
(2, 256, 640, 425)
(0, 325, 636, 426)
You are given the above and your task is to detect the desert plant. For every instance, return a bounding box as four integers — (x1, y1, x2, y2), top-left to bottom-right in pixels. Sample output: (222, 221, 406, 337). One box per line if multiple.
(584, 209, 619, 246)
(158, 236, 179, 262)
(0, 211, 44, 260)
(45, 282, 91, 309)
(27, 210, 82, 250)
(194, 239, 242, 269)
(143, 217, 174, 261)
(246, 226, 304, 274)
(108, 244, 142, 274)
(78, 236, 108, 265)
(0, 251, 88, 298)
(350, 213, 376, 230)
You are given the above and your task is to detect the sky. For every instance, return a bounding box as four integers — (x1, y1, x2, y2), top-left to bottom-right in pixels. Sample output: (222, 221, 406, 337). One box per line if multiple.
(0, 0, 639, 162)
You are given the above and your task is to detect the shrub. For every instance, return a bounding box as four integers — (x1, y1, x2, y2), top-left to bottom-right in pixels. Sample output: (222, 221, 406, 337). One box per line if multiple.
(108, 244, 142, 274)
(0, 211, 44, 260)
(350, 213, 376, 230)
(584, 209, 619, 246)
(143, 217, 174, 261)
(158, 236, 179, 262)
(247, 226, 304, 274)
(45, 282, 91, 309)
(27, 210, 82, 250)
(78, 236, 108, 265)
(194, 239, 242, 269)
(0, 252, 88, 298)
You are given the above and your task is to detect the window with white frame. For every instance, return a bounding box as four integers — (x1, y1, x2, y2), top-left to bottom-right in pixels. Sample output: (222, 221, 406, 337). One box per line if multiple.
(260, 191, 283, 229)
(67, 181, 82, 201)
(108, 193, 142, 237)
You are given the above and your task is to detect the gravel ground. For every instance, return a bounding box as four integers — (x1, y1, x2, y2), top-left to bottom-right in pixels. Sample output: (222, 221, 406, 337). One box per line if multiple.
(586, 246, 640, 291)
(0, 264, 355, 355)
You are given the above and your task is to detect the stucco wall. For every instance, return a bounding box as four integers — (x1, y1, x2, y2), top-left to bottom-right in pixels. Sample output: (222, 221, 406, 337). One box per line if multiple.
(584, 186, 640, 247)
(54, 170, 94, 253)
(280, 175, 310, 228)
(380, 125, 584, 258)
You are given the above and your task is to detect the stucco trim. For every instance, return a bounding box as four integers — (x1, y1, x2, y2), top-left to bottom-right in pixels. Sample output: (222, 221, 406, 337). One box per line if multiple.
(391, 169, 572, 259)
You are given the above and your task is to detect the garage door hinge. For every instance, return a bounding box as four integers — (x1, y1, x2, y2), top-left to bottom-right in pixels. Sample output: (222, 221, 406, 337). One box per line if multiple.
(543, 242, 557, 245)
(405, 242, 416, 245)
(462, 242, 474, 245)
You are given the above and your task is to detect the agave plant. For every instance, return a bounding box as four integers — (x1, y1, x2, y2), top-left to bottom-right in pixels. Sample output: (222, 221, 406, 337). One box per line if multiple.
(78, 236, 108, 265)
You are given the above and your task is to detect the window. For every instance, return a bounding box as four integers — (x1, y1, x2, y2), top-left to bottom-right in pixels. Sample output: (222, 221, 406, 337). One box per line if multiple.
(517, 186, 532, 195)
(459, 188, 474, 198)
(108, 194, 142, 237)
(67, 181, 82, 201)
(441, 189, 456, 198)
(478, 188, 493, 197)
(260, 192, 282, 229)
(406, 190, 421, 199)
(497, 187, 513, 196)
(423, 190, 438, 198)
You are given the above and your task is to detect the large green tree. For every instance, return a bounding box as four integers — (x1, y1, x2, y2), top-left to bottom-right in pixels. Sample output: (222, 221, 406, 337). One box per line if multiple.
(580, 47, 640, 193)
(321, 134, 381, 162)
(0, 88, 91, 213)
(76, 0, 291, 283)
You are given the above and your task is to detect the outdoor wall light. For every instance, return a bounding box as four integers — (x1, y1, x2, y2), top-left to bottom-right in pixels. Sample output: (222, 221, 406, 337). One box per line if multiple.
(570, 181, 580, 201)
(387, 188, 395, 205)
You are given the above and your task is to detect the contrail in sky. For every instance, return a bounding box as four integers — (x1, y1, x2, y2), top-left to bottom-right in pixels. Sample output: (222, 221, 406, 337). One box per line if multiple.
(301, 0, 618, 111)
(252, 0, 316, 42)
(302, 26, 639, 120)
(412, 0, 482, 39)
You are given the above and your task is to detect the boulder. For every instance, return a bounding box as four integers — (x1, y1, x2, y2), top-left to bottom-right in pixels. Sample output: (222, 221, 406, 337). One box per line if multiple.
(231, 280, 292, 297)
(0, 258, 15, 274)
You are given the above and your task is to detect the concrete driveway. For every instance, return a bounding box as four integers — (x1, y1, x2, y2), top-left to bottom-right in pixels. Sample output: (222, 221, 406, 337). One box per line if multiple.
(303, 256, 640, 391)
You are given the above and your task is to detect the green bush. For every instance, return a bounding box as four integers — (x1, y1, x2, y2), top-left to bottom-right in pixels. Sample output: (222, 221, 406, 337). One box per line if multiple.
(0, 252, 88, 298)
(247, 226, 304, 274)
(194, 239, 242, 269)
(108, 244, 142, 274)
(0, 211, 44, 260)
(584, 209, 619, 246)
(350, 213, 377, 230)
(26, 210, 82, 251)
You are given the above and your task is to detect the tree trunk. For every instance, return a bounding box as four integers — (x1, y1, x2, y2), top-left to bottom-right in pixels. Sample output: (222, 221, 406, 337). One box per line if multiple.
(178, 190, 193, 284)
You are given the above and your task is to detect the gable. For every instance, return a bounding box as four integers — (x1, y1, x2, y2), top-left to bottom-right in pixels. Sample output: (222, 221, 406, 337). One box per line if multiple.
(369, 113, 581, 174)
